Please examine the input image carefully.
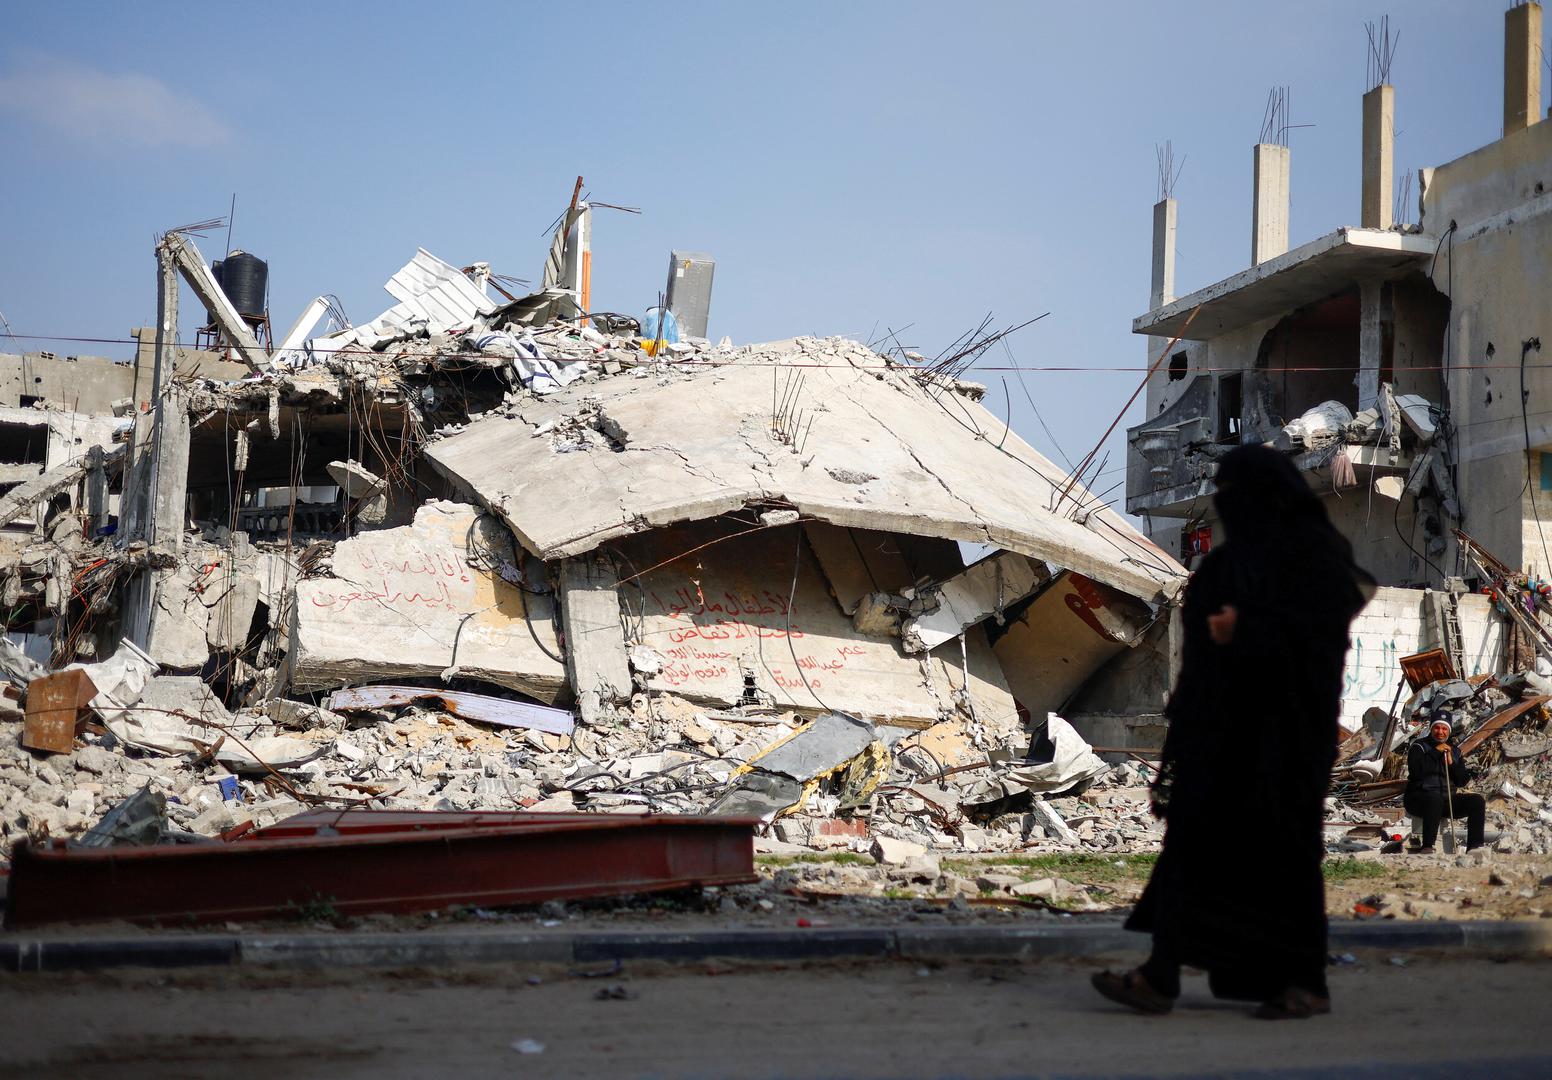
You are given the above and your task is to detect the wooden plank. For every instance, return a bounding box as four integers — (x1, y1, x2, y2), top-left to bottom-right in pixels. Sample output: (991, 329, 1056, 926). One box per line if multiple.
(1458, 695, 1551, 757)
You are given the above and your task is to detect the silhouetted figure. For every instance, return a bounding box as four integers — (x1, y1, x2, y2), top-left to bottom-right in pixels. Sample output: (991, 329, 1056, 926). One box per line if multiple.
(1092, 445, 1374, 1020)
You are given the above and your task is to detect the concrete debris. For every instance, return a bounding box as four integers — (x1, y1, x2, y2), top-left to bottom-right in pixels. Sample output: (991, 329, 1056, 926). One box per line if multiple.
(902, 552, 1050, 654)
(30, 200, 1538, 896)
(325, 684, 574, 736)
(963, 713, 1111, 802)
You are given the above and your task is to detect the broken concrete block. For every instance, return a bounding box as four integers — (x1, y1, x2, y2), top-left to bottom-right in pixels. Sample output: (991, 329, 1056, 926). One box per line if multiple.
(871, 834, 927, 865)
(289, 501, 566, 699)
(953, 823, 989, 851)
(852, 592, 900, 637)
(892, 852, 942, 882)
(902, 552, 1048, 653)
(976, 872, 1024, 893)
(1011, 877, 1059, 899)
(326, 459, 385, 499)
(1030, 797, 1080, 845)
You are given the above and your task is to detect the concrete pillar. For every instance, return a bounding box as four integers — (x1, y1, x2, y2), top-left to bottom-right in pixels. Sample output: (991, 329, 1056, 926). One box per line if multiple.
(1251, 143, 1290, 265)
(148, 247, 179, 548)
(1150, 198, 1177, 309)
(1505, 2, 1543, 136)
(1357, 280, 1392, 412)
(1362, 85, 1394, 230)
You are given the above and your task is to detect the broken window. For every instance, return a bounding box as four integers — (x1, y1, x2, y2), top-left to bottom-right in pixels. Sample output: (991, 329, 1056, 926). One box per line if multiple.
(0, 421, 47, 465)
(1216, 373, 1243, 444)
(1168, 352, 1188, 381)
(1254, 289, 1361, 422)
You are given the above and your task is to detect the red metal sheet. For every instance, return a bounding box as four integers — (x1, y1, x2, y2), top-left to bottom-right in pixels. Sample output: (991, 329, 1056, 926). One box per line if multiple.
(4, 812, 757, 929)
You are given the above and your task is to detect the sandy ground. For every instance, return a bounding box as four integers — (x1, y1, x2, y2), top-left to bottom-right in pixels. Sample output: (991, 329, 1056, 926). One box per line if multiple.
(2, 951, 1550, 1079)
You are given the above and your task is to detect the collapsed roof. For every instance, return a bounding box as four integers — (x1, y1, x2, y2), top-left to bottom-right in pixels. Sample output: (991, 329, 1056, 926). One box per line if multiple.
(426, 337, 1186, 606)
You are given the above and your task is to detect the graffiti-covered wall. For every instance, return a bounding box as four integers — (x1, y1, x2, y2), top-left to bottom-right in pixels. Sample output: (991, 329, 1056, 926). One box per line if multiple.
(1339, 587, 1507, 731)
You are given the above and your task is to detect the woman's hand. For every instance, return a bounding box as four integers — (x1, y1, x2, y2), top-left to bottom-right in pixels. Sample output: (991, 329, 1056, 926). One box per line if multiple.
(1207, 605, 1238, 645)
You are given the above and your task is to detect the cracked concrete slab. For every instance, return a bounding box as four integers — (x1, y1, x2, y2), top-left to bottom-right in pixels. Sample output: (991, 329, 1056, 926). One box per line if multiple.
(612, 519, 1021, 735)
(424, 338, 1185, 604)
(288, 501, 566, 699)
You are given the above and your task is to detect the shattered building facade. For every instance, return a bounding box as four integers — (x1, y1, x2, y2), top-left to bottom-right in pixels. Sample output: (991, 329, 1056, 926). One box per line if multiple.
(1128, 4, 1552, 728)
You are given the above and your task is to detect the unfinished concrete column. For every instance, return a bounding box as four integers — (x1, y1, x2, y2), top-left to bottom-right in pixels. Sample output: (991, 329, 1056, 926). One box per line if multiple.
(1362, 84, 1394, 229)
(1251, 143, 1290, 265)
(147, 245, 179, 547)
(1357, 280, 1392, 412)
(1505, 2, 1543, 136)
(1150, 198, 1177, 309)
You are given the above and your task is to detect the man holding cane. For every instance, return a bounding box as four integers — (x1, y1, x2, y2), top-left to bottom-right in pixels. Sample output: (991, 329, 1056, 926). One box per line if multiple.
(1404, 712, 1486, 853)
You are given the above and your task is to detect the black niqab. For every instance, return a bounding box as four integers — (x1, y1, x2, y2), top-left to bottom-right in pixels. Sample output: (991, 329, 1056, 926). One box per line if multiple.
(1126, 444, 1373, 1000)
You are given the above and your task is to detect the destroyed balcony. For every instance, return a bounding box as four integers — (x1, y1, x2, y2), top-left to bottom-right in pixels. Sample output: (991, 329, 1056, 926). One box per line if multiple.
(1125, 375, 1223, 516)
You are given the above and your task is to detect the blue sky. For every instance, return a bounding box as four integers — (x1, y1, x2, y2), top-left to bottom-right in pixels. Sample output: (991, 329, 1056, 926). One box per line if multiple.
(0, 1, 1517, 509)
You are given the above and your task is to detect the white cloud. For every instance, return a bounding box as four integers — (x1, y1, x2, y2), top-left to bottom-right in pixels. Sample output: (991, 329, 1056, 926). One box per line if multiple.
(0, 53, 232, 148)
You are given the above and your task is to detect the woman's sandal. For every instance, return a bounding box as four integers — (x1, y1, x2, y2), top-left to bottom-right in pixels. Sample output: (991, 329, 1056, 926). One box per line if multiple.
(1252, 987, 1332, 1020)
(1090, 969, 1175, 1015)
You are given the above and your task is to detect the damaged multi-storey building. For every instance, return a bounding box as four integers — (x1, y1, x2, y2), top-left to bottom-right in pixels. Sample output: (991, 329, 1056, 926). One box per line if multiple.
(1128, 4, 1552, 732)
(0, 180, 1193, 921)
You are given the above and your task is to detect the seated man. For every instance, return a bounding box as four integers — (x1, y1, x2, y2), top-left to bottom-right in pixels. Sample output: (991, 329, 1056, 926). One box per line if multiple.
(1403, 715, 1486, 853)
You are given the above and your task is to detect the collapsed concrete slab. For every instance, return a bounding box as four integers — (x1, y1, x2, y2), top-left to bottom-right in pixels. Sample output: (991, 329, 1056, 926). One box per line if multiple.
(424, 337, 1187, 605)
(613, 519, 1021, 736)
(990, 571, 1155, 722)
(288, 501, 566, 699)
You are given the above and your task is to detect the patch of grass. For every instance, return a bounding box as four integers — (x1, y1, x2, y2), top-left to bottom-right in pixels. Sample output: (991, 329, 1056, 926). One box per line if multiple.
(1322, 857, 1391, 882)
(755, 851, 875, 868)
(945, 853, 1158, 884)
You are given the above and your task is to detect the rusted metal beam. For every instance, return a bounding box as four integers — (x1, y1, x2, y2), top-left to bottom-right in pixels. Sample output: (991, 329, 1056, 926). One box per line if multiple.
(1458, 695, 1550, 757)
(5, 811, 755, 929)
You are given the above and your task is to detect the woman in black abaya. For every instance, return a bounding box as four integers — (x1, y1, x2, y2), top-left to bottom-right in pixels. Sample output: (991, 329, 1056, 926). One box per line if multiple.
(1092, 445, 1374, 1019)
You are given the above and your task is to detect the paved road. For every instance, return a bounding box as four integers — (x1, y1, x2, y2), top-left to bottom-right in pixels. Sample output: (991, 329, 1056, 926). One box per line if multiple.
(2, 950, 1548, 1078)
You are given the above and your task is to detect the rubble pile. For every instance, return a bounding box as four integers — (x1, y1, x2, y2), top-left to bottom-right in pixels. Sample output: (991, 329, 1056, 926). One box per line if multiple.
(0, 237, 1192, 894)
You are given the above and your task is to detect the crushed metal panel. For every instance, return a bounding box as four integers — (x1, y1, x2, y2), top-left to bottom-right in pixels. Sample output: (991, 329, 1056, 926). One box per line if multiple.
(383, 247, 496, 330)
(325, 685, 574, 736)
(289, 501, 566, 699)
(991, 571, 1153, 721)
(745, 712, 876, 781)
(423, 340, 1186, 605)
(903, 551, 1050, 654)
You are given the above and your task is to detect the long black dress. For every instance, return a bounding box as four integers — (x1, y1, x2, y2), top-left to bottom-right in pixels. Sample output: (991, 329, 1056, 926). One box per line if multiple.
(1126, 446, 1373, 1000)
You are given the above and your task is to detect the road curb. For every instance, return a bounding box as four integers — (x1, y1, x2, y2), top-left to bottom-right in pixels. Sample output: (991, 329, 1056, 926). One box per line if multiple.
(3, 919, 1548, 974)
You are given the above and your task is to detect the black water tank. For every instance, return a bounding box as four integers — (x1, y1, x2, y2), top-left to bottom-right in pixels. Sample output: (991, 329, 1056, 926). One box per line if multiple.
(204, 259, 225, 327)
(220, 250, 268, 317)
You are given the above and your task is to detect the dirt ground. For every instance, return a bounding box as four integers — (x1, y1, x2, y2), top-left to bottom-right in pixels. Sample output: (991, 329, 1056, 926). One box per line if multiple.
(3, 951, 1550, 1079)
